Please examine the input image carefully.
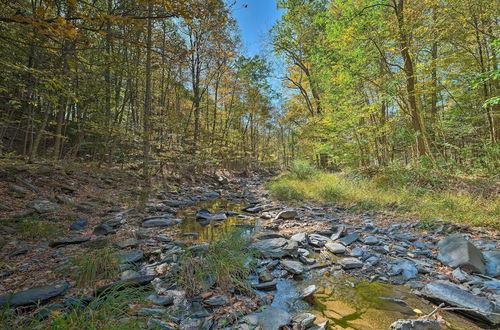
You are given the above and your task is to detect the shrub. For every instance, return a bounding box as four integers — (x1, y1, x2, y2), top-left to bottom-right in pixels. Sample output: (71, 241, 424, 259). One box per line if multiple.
(290, 161, 317, 180)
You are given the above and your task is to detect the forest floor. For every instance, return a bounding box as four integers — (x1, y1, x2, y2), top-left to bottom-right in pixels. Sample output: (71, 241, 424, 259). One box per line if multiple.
(0, 162, 499, 329)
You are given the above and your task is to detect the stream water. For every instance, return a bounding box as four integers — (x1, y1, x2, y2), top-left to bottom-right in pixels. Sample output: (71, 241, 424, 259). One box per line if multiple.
(175, 199, 483, 329)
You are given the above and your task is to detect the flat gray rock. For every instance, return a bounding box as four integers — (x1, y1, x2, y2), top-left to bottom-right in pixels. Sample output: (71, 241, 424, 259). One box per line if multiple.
(422, 280, 500, 325)
(339, 257, 363, 269)
(308, 233, 331, 247)
(142, 218, 181, 228)
(437, 235, 485, 273)
(49, 236, 90, 248)
(0, 280, 69, 307)
(252, 238, 298, 258)
(280, 260, 304, 275)
(325, 242, 346, 254)
(27, 199, 60, 213)
(116, 249, 144, 263)
(244, 306, 291, 330)
(338, 232, 360, 246)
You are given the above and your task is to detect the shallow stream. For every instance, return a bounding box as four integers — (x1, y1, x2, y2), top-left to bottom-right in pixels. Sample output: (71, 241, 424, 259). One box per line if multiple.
(175, 199, 483, 329)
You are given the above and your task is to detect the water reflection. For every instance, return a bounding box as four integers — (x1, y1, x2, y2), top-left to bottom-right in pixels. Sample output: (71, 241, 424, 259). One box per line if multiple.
(176, 200, 258, 241)
(308, 276, 480, 329)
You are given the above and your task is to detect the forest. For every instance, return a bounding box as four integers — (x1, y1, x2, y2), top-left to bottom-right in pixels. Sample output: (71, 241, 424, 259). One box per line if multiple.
(0, 0, 499, 329)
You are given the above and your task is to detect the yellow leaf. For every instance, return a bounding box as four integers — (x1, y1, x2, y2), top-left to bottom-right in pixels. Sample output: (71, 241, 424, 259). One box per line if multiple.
(413, 308, 423, 314)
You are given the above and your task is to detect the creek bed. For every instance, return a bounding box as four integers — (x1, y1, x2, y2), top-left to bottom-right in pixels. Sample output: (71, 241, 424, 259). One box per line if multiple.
(174, 199, 486, 329)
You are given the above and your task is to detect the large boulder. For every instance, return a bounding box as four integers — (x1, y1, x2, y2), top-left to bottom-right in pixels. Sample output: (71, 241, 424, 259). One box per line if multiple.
(243, 306, 291, 330)
(0, 281, 69, 307)
(437, 235, 486, 273)
(422, 281, 500, 325)
(251, 238, 298, 258)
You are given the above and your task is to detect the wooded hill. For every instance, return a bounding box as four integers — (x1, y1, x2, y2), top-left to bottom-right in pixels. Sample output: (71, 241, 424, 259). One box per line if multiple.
(0, 0, 280, 175)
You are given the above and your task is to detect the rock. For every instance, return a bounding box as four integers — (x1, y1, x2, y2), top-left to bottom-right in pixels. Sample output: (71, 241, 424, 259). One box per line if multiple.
(484, 251, 500, 277)
(309, 321, 328, 330)
(437, 235, 486, 274)
(0, 280, 69, 307)
(179, 318, 204, 330)
(292, 312, 316, 328)
(9, 245, 28, 257)
(391, 260, 418, 281)
(27, 199, 59, 213)
(338, 232, 360, 246)
(196, 208, 227, 221)
(252, 238, 298, 258)
(188, 243, 210, 255)
(116, 249, 144, 264)
(364, 235, 379, 245)
(115, 238, 139, 249)
(242, 204, 262, 213)
(280, 260, 304, 275)
(69, 217, 88, 230)
(9, 183, 28, 195)
(256, 232, 284, 240)
(330, 225, 346, 241)
(351, 247, 364, 257)
(339, 258, 363, 269)
(325, 242, 346, 254)
(147, 293, 174, 306)
(275, 209, 298, 220)
(290, 232, 308, 245)
(138, 307, 167, 317)
(308, 234, 331, 247)
(243, 306, 291, 330)
(120, 270, 141, 281)
(93, 223, 115, 236)
(300, 285, 318, 299)
(142, 219, 181, 228)
(253, 280, 277, 291)
(83, 237, 110, 249)
(389, 319, 441, 330)
(49, 236, 90, 248)
(204, 295, 228, 307)
(422, 280, 500, 325)
(451, 268, 469, 282)
(259, 270, 275, 283)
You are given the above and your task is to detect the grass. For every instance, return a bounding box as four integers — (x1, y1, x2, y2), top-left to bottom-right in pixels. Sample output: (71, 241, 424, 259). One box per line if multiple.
(70, 246, 119, 288)
(12, 214, 61, 240)
(267, 170, 499, 228)
(1, 285, 150, 329)
(178, 229, 256, 297)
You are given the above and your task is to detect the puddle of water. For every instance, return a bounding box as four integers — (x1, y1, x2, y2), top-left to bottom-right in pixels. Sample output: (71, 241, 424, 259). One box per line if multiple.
(176, 200, 258, 241)
(306, 276, 482, 330)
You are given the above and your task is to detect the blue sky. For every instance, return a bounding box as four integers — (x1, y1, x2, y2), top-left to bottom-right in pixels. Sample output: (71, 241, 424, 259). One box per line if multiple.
(231, 0, 283, 56)
(231, 0, 285, 105)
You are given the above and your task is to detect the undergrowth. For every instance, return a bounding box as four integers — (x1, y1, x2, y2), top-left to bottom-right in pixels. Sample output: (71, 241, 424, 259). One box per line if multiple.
(268, 166, 499, 228)
(178, 229, 256, 297)
(12, 214, 61, 240)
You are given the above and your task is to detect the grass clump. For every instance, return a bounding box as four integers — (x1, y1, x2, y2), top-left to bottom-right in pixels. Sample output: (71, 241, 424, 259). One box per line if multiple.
(179, 229, 256, 297)
(13, 214, 61, 240)
(290, 161, 318, 180)
(268, 170, 499, 228)
(70, 246, 119, 288)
